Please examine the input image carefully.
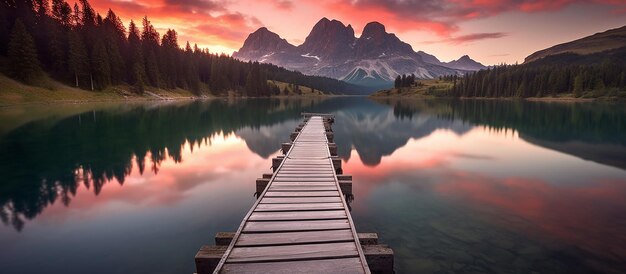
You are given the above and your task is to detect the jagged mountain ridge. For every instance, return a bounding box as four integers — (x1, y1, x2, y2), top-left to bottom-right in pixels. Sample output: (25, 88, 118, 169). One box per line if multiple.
(233, 18, 486, 90)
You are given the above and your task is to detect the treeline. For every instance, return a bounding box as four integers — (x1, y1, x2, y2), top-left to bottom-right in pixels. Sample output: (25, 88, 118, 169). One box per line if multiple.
(0, 0, 357, 95)
(394, 74, 416, 88)
(449, 50, 626, 98)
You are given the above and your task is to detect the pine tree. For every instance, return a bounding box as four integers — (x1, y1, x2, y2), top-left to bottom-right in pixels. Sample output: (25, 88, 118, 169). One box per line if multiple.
(0, 7, 9, 54)
(145, 49, 160, 87)
(79, 0, 96, 27)
(51, 0, 72, 27)
(209, 58, 222, 92)
(49, 26, 67, 77)
(127, 20, 146, 92)
(91, 39, 111, 90)
(7, 20, 42, 83)
(573, 74, 584, 97)
(394, 75, 401, 88)
(132, 62, 145, 94)
(245, 70, 256, 97)
(103, 9, 126, 84)
(68, 32, 88, 87)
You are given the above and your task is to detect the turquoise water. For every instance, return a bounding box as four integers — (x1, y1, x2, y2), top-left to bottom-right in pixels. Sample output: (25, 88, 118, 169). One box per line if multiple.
(0, 98, 624, 273)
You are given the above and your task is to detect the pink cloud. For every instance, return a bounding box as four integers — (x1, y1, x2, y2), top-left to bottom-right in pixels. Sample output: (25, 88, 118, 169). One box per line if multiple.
(322, 0, 625, 38)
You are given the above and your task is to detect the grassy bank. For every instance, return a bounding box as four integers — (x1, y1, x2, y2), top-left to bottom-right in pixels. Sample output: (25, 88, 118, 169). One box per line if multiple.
(370, 78, 626, 101)
(0, 74, 332, 107)
(0, 74, 205, 107)
(370, 79, 453, 98)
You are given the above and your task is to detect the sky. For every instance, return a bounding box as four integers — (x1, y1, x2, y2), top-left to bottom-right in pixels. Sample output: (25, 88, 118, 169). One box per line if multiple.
(87, 0, 626, 65)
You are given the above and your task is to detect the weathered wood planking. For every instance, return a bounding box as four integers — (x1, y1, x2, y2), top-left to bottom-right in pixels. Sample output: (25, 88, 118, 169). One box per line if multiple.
(221, 258, 364, 274)
(213, 115, 370, 274)
(236, 229, 354, 246)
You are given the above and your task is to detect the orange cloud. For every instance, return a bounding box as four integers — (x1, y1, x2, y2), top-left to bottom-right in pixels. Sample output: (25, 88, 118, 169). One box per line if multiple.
(432, 32, 509, 44)
(321, 0, 625, 41)
(77, 0, 626, 52)
(88, 0, 261, 51)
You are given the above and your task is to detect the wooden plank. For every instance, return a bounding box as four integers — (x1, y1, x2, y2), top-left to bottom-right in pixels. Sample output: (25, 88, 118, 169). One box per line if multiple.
(275, 176, 335, 180)
(274, 178, 336, 182)
(275, 174, 334, 177)
(265, 191, 339, 197)
(281, 164, 330, 167)
(280, 166, 330, 169)
(268, 186, 337, 191)
(279, 168, 333, 171)
(284, 159, 328, 161)
(277, 171, 335, 175)
(255, 202, 343, 211)
(260, 196, 342, 204)
(243, 219, 350, 232)
(271, 183, 336, 187)
(220, 258, 365, 274)
(236, 229, 353, 246)
(283, 161, 329, 164)
(226, 242, 358, 263)
(249, 210, 347, 221)
(279, 167, 333, 170)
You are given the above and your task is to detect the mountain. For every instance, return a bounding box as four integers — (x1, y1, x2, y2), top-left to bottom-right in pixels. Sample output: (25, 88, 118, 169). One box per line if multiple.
(298, 18, 356, 61)
(417, 52, 486, 71)
(233, 27, 296, 61)
(416, 51, 442, 64)
(444, 55, 487, 70)
(524, 25, 626, 63)
(233, 18, 485, 91)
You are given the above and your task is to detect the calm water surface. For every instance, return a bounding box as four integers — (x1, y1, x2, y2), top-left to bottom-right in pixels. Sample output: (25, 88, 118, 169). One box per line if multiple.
(0, 97, 625, 273)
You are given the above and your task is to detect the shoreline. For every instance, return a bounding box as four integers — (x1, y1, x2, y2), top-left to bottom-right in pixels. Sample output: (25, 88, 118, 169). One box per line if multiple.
(370, 95, 625, 102)
(0, 93, 338, 108)
(0, 74, 335, 107)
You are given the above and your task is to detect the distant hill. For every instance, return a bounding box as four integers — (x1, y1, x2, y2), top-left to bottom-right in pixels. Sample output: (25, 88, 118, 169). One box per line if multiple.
(525, 25, 626, 63)
(444, 55, 487, 71)
(373, 25, 626, 99)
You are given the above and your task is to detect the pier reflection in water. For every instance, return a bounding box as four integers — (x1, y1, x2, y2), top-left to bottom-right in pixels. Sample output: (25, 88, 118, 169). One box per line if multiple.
(0, 97, 624, 273)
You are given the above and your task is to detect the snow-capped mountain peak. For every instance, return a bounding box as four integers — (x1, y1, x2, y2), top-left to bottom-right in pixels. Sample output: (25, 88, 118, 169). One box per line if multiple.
(233, 18, 485, 89)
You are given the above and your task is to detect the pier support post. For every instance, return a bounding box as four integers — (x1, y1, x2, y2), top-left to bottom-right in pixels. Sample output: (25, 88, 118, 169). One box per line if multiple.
(256, 178, 270, 193)
(328, 143, 337, 156)
(339, 180, 352, 195)
(363, 245, 395, 274)
(324, 122, 332, 132)
(272, 157, 283, 171)
(290, 132, 299, 141)
(281, 142, 292, 154)
(195, 245, 227, 274)
(331, 157, 342, 174)
(337, 174, 352, 194)
(326, 132, 334, 142)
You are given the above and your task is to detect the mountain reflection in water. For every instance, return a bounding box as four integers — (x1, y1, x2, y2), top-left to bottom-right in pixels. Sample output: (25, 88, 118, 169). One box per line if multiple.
(0, 97, 624, 274)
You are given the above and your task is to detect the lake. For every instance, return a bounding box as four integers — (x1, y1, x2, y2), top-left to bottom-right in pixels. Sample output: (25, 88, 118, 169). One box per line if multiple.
(0, 97, 625, 273)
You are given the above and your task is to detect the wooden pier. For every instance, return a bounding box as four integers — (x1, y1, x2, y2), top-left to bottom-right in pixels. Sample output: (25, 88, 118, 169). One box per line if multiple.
(195, 114, 393, 274)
